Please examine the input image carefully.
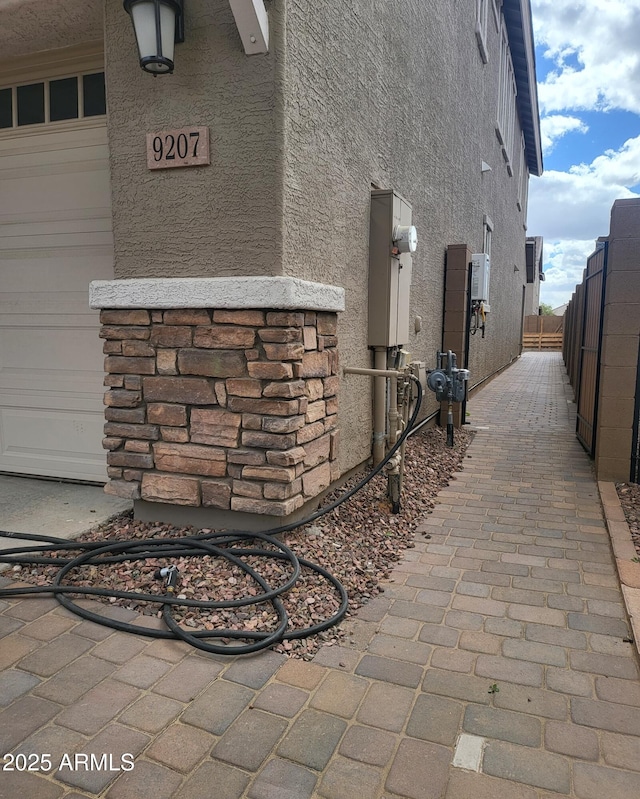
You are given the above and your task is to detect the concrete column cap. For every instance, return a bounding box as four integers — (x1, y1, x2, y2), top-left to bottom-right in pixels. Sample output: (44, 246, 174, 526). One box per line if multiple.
(90, 276, 345, 312)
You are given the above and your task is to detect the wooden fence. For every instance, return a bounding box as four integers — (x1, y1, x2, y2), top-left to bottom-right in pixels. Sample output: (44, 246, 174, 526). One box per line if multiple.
(523, 315, 563, 350)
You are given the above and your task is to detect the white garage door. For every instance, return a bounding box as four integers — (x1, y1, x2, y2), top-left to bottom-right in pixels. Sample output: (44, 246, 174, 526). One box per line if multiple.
(0, 67, 113, 481)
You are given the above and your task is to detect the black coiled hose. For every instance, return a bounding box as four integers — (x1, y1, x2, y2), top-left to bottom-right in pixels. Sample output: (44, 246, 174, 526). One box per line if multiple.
(0, 377, 422, 655)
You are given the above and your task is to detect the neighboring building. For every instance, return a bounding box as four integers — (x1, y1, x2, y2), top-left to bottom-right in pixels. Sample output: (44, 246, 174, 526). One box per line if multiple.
(0, 0, 542, 527)
(552, 304, 568, 317)
(524, 236, 545, 316)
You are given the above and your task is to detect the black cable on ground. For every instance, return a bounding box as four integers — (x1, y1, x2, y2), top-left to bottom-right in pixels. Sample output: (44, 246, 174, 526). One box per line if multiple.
(0, 377, 422, 655)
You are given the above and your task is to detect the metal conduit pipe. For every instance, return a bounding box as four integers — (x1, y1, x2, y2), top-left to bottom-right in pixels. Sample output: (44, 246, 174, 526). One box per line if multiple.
(344, 362, 411, 511)
(373, 348, 388, 466)
(389, 374, 399, 445)
(399, 381, 411, 491)
(343, 366, 406, 379)
(344, 362, 406, 467)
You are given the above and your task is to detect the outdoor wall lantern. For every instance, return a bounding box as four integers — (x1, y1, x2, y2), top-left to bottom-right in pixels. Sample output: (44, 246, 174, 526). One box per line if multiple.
(123, 0, 185, 75)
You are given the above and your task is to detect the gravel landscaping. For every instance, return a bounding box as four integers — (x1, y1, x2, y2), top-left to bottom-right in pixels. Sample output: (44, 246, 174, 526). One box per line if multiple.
(9, 425, 472, 659)
(617, 482, 640, 559)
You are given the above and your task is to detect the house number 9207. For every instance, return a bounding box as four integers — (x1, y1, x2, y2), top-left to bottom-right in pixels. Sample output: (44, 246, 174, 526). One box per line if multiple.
(146, 126, 210, 170)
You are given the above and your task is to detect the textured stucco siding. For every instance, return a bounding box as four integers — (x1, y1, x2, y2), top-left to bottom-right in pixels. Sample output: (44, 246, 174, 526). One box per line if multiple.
(281, 0, 531, 471)
(3, 0, 536, 488)
(104, 0, 285, 280)
(0, 0, 102, 60)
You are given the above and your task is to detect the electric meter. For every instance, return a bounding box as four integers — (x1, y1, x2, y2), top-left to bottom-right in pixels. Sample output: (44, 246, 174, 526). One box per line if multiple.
(368, 190, 414, 347)
(393, 225, 418, 254)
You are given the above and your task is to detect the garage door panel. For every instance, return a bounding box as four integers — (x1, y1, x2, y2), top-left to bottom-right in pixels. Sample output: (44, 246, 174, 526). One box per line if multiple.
(1, 259, 112, 302)
(0, 385, 104, 412)
(0, 169, 111, 214)
(0, 216, 112, 240)
(0, 309, 99, 326)
(0, 121, 112, 481)
(0, 232, 113, 252)
(0, 407, 106, 481)
(0, 325, 104, 379)
(0, 144, 108, 171)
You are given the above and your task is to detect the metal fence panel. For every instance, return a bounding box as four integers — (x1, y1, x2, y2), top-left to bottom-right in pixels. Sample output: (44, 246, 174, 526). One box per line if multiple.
(575, 244, 608, 456)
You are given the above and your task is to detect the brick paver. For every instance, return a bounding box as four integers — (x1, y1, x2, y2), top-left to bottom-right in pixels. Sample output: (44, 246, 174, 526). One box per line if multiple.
(55, 723, 149, 794)
(338, 724, 398, 767)
(318, 756, 383, 799)
(2, 353, 640, 798)
(213, 709, 288, 771)
(146, 723, 214, 772)
(55, 679, 141, 735)
(277, 709, 347, 771)
(178, 761, 249, 799)
(180, 677, 254, 735)
(386, 739, 452, 799)
(31, 654, 116, 704)
(248, 758, 317, 799)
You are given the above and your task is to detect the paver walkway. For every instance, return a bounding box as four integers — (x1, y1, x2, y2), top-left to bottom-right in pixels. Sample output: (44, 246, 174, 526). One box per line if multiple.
(1, 351, 639, 799)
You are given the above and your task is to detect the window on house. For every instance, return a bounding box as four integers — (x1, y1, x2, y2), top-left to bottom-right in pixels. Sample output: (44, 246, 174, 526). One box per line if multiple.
(50, 77, 79, 122)
(492, 0, 503, 28)
(0, 72, 106, 130)
(476, 0, 490, 63)
(17, 83, 45, 126)
(483, 215, 493, 260)
(521, 172, 530, 223)
(517, 134, 527, 212)
(83, 73, 106, 118)
(496, 22, 517, 168)
(526, 241, 535, 284)
(0, 88, 12, 128)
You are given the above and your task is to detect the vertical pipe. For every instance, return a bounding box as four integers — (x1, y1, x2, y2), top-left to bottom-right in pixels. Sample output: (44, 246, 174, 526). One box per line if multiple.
(631, 334, 640, 483)
(461, 261, 472, 423)
(399, 380, 410, 492)
(388, 372, 400, 512)
(389, 374, 399, 445)
(373, 347, 387, 465)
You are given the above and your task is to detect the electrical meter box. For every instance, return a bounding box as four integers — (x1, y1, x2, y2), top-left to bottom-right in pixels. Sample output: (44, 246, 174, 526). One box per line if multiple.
(471, 253, 490, 304)
(368, 190, 415, 348)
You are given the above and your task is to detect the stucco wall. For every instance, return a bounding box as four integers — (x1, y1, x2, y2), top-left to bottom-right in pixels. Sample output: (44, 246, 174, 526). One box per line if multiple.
(104, 0, 285, 280)
(280, 0, 531, 470)
(4, 0, 536, 490)
(0, 0, 102, 60)
(524, 280, 541, 317)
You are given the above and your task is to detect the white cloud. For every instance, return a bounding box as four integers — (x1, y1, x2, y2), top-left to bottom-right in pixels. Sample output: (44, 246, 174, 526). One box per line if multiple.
(529, 2, 640, 305)
(529, 136, 640, 240)
(531, 0, 640, 114)
(540, 115, 588, 152)
(529, 137, 640, 304)
(572, 137, 640, 187)
(539, 240, 598, 308)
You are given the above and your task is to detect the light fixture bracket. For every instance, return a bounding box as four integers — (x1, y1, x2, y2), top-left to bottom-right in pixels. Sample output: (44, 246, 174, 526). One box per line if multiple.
(174, 0, 185, 44)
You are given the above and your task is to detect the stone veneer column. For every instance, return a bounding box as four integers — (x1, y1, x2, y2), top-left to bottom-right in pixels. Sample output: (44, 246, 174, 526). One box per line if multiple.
(90, 278, 345, 521)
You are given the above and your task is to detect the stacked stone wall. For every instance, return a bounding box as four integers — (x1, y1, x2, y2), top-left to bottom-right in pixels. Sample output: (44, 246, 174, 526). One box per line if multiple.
(100, 308, 340, 516)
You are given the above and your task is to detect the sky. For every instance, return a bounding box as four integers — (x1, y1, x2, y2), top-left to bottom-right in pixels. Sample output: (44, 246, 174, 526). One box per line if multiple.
(528, 0, 640, 309)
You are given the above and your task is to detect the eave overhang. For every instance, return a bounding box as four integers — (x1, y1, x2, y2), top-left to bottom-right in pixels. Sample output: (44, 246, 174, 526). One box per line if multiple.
(504, 0, 543, 176)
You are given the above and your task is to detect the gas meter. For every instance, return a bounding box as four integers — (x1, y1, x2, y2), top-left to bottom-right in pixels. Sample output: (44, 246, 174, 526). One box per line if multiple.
(426, 350, 470, 445)
(427, 351, 469, 403)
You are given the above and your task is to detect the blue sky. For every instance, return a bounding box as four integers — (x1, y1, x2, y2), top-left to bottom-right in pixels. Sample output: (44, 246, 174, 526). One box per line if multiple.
(528, 0, 640, 308)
